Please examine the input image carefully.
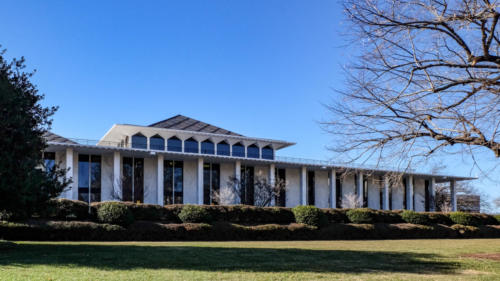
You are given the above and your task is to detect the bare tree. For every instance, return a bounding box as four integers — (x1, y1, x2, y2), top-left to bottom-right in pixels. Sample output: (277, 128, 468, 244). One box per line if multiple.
(493, 197, 500, 209)
(325, 0, 500, 170)
(212, 176, 242, 205)
(343, 192, 362, 208)
(253, 177, 287, 207)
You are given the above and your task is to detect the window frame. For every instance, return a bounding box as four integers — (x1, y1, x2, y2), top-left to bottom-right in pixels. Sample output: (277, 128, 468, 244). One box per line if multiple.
(201, 139, 215, 155)
(131, 133, 147, 149)
(150, 134, 165, 150)
(167, 136, 182, 152)
(232, 142, 245, 157)
(184, 138, 199, 153)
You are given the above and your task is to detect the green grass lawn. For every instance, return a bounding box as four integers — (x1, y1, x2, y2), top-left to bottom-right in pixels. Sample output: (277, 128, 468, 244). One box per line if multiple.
(1, 239, 500, 280)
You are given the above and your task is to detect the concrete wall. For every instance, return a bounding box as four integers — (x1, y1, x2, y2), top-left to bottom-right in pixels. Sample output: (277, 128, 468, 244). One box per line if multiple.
(286, 168, 300, 207)
(392, 181, 404, 210)
(219, 162, 236, 204)
(183, 160, 198, 204)
(367, 176, 381, 209)
(101, 154, 114, 201)
(341, 174, 355, 208)
(55, 150, 71, 199)
(414, 178, 426, 212)
(72, 151, 79, 200)
(143, 157, 157, 204)
(314, 170, 329, 208)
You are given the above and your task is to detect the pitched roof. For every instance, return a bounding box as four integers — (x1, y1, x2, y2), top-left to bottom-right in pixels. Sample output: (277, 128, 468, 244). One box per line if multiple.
(149, 115, 242, 136)
(43, 131, 77, 144)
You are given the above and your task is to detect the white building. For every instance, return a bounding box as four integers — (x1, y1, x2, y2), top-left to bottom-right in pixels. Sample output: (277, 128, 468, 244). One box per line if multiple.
(43, 115, 473, 211)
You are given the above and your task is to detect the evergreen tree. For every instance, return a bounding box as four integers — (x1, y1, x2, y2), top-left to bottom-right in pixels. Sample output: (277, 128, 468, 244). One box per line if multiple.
(0, 49, 70, 218)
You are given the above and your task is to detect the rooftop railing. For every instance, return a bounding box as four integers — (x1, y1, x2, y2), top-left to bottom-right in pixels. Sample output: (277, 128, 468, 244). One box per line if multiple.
(52, 137, 417, 173)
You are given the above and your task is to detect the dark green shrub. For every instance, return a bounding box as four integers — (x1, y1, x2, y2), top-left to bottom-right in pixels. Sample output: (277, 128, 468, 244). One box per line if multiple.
(0, 210, 13, 221)
(425, 212, 453, 225)
(126, 203, 163, 221)
(178, 205, 212, 223)
(321, 208, 349, 223)
(163, 205, 184, 223)
(495, 215, 500, 224)
(376, 210, 404, 223)
(96, 202, 134, 226)
(451, 224, 480, 238)
(474, 213, 499, 225)
(292, 205, 324, 227)
(1, 220, 500, 241)
(401, 210, 431, 225)
(346, 208, 377, 224)
(42, 199, 90, 220)
(449, 211, 481, 226)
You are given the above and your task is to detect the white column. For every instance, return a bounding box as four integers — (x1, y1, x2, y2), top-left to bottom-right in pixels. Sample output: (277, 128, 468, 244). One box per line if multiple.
(300, 166, 307, 205)
(113, 151, 121, 201)
(356, 172, 363, 207)
(197, 157, 204, 204)
(235, 160, 241, 204)
(406, 175, 414, 210)
(429, 177, 436, 211)
(157, 154, 164, 206)
(383, 176, 390, 210)
(450, 179, 457, 211)
(329, 169, 336, 208)
(269, 164, 276, 206)
(65, 148, 75, 200)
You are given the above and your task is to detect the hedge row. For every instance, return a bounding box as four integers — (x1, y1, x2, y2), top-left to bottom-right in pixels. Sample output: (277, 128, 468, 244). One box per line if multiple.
(2, 220, 500, 241)
(37, 199, 500, 227)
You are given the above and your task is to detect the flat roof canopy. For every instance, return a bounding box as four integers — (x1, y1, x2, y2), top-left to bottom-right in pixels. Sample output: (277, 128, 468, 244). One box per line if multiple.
(46, 142, 475, 183)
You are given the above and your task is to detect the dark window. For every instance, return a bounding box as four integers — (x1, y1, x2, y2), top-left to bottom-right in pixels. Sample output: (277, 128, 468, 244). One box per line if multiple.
(78, 154, 101, 203)
(403, 178, 407, 210)
(167, 136, 182, 152)
(122, 157, 144, 203)
(336, 173, 342, 208)
(240, 166, 254, 205)
(216, 141, 230, 156)
(354, 174, 358, 197)
(247, 144, 259, 159)
(122, 158, 133, 201)
(379, 177, 383, 209)
(203, 163, 220, 204)
(201, 140, 215, 155)
(262, 146, 274, 160)
(150, 135, 165, 150)
(232, 142, 245, 157)
(307, 171, 315, 205)
(164, 160, 183, 204)
(131, 133, 147, 149)
(389, 184, 393, 210)
(184, 138, 198, 153)
(363, 177, 368, 207)
(275, 168, 286, 207)
(43, 152, 56, 172)
(425, 180, 430, 212)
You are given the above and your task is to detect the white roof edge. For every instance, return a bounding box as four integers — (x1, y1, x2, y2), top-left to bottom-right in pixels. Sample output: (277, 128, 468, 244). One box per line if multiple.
(98, 124, 118, 143)
(47, 141, 475, 181)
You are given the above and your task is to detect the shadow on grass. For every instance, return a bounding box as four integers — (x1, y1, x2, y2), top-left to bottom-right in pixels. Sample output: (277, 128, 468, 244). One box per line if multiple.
(0, 243, 457, 274)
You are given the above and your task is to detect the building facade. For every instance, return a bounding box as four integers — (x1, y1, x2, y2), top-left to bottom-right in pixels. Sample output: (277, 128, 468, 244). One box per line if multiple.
(43, 115, 474, 211)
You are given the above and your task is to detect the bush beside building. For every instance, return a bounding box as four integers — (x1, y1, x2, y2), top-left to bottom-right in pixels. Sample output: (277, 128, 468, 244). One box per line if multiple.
(1, 199, 499, 241)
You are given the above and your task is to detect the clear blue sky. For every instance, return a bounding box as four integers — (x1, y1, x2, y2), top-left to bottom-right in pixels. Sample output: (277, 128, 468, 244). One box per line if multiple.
(2, 0, 498, 209)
